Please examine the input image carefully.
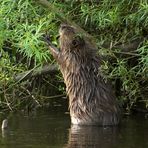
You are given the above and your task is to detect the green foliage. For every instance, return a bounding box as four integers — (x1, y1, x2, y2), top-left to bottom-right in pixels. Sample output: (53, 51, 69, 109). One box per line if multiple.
(0, 0, 59, 111)
(69, 0, 148, 111)
(0, 0, 147, 112)
(137, 40, 148, 74)
(0, 0, 58, 65)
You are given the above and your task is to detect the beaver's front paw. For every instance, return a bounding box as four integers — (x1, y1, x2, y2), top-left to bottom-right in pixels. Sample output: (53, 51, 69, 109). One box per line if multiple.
(43, 34, 52, 46)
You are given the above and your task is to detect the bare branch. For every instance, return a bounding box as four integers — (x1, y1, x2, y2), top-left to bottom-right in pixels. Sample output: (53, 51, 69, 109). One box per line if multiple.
(14, 64, 58, 82)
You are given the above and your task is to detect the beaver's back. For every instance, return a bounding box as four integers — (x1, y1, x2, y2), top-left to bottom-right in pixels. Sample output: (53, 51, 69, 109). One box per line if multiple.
(58, 25, 120, 125)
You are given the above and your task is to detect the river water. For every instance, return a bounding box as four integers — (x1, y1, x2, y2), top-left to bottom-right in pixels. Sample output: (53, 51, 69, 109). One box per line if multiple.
(0, 108, 148, 148)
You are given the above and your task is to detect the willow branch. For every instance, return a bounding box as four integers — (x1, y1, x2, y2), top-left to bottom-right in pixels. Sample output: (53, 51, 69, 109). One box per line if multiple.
(36, 0, 96, 45)
(36, 0, 147, 53)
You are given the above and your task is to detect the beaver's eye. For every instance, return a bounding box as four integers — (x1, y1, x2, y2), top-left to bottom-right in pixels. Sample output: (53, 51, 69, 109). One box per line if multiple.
(72, 40, 78, 47)
(72, 36, 84, 48)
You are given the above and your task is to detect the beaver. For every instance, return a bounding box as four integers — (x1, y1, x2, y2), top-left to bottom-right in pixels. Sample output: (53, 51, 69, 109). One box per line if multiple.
(46, 24, 120, 126)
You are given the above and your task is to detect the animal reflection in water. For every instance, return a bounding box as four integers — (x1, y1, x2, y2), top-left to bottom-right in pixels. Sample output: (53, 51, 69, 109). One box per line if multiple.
(64, 125, 119, 148)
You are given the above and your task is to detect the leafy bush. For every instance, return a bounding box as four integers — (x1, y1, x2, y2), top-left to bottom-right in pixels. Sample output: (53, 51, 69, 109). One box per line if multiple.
(0, 0, 147, 112)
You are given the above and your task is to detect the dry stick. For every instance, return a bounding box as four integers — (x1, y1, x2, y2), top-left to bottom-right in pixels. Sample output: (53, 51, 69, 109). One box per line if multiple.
(37, 94, 66, 99)
(20, 86, 41, 106)
(14, 64, 58, 82)
(0, 65, 38, 94)
(3, 80, 13, 111)
(112, 51, 139, 56)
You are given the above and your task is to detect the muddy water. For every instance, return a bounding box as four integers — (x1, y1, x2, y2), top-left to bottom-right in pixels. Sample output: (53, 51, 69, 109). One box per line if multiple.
(0, 109, 148, 148)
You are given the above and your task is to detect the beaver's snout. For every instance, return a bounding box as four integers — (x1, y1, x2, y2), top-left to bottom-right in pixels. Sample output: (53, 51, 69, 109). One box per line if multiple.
(60, 24, 68, 30)
(59, 24, 75, 36)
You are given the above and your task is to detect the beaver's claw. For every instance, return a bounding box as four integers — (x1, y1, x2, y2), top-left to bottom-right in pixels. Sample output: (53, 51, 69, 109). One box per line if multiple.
(43, 34, 52, 46)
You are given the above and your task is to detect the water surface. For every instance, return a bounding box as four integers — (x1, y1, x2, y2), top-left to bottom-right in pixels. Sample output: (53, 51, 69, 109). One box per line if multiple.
(0, 109, 148, 148)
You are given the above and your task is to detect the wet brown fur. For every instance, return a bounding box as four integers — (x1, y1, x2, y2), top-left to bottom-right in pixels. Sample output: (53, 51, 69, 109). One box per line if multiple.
(50, 25, 119, 125)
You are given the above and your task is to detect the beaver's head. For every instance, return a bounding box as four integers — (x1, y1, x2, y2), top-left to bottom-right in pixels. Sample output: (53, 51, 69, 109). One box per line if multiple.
(59, 24, 85, 51)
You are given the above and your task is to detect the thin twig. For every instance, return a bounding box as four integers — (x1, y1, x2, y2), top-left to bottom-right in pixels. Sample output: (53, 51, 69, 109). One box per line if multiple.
(20, 86, 41, 106)
(3, 81, 13, 111)
(37, 94, 66, 99)
(113, 51, 139, 56)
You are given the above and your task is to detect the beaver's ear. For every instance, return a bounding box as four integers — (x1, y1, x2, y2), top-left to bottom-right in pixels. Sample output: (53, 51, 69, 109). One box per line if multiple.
(72, 35, 85, 48)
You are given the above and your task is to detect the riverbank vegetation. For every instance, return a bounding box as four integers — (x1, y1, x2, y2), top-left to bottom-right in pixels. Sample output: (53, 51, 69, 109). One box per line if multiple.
(0, 0, 147, 113)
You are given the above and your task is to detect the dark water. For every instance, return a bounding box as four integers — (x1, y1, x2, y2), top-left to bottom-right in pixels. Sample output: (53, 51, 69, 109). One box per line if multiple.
(0, 109, 148, 148)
